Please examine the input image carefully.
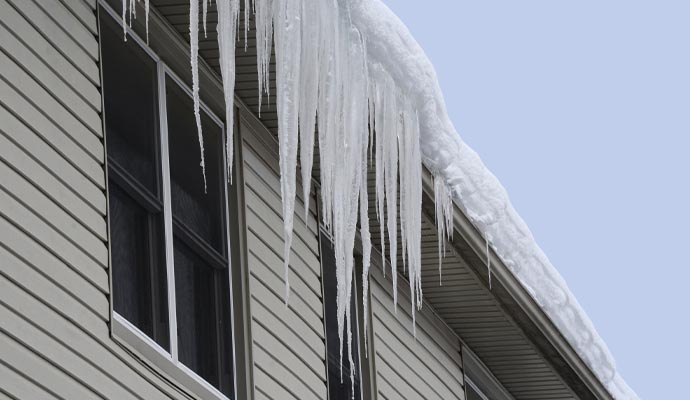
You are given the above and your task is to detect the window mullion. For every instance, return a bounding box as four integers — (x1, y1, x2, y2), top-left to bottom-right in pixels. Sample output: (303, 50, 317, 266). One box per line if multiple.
(158, 64, 178, 362)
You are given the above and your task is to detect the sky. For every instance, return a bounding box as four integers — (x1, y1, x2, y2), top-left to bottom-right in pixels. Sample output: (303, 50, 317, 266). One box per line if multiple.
(382, 1, 690, 399)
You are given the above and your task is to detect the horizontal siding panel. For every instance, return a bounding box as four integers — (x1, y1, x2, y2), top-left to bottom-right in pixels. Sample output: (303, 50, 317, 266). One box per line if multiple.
(254, 367, 297, 400)
(0, 22, 100, 119)
(59, 0, 98, 34)
(33, 0, 98, 59)
(0, 245, 106, 335)
(372, 282, 464, 369)
(0, 107, 105, 205)
(0, 48, 102, 152)
(249, 281, 324, 357)
(242, 147, 319, 234)
(0, 331, 99, 400)
(3, 0, 99, 84)
(0, 82, 104, 186)
(253, 345, 323, 400)
(0, 160, 108, 263)
(0, 217, 108, 317)
(247, 251, 323, 334)
(371, 278, 465, 400)
(371, 308, 464, 395)
(245, 199, 321, 281)
(0, 360, 60, 400)
(0, 190, 109, 293)
(244, 183, 319, 262)
(0, 217, 109, 319)
(0, 0, 101, 109)
(0, 132, 106, 236)
(0, 304, 138, 400)
(246, 234, 322, 315)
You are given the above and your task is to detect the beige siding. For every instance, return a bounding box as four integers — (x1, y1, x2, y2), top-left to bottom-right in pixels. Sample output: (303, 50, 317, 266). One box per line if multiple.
(0, 1, 197, 399)
(240, 116, 328, 400)
(370, 269, 466, 400)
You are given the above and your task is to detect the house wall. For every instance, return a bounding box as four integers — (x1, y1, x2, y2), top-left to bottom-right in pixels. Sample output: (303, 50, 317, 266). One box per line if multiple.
(369, 267, 466, 400)
(0, 1, 199, 399)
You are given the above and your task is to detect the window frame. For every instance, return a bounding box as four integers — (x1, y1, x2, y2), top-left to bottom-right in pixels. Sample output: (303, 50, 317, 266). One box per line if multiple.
(99, 3, 238, 400)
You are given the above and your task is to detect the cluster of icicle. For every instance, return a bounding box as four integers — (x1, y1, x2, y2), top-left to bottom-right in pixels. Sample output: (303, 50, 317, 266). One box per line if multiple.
(122, 0, 455, 386)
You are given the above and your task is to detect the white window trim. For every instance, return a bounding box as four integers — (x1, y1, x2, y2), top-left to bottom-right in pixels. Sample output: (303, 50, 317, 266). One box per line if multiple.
(100, 2, 238, 400)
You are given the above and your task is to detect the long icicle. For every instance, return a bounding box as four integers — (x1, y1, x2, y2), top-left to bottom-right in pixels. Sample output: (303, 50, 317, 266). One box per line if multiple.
(216, 0, 240, 182)
(298, 0, 319, 223)
(273, 0, 301, 304)
(190, 0, 207, 192)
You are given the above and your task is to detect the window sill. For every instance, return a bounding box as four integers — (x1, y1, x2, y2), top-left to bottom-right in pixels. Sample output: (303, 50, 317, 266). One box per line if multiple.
(112, 313, 233, 400)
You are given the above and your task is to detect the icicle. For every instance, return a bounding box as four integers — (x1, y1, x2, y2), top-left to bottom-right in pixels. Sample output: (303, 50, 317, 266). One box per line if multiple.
(486, 237, 492, 290)
(273, 0, 301, 304)
(316, 0, 339, 235)
(129, 0, 134, 26)
(399, 96, 423, 336)
(434, 175, 454, 285)
(384, 78, 399, 311)
(122, 0, 127, 41)
(189, 0, 208, 192)
(216, 0, 240, 182)
(373, 78, 386, 277)
(298, 0, 320, 223)
(202, 0, 208, 38)
(359, 48, 372, 359)
(244, 0, 250, 49)
(144, 0, 150, 43)
(255, 0, 274, 113)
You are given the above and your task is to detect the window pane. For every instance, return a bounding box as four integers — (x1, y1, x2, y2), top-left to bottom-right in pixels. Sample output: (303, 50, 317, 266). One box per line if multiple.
(101, 15, 160, 194)
(174, 238, 234, 396)
(166, 78, 226, 253)
(321, 233, 362, 400)
(109, 184, 169, 350)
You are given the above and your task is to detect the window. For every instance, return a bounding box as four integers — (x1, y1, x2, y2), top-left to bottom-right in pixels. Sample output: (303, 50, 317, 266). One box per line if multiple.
(320, 231, 363, 400)
(101, 9, 234, 399)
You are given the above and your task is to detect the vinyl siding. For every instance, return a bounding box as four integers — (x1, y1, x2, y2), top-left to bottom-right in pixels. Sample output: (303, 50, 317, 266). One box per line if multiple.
(370, 268, 466, 400)
(239, 116, 328, 400)
(0, 1, 197, 399)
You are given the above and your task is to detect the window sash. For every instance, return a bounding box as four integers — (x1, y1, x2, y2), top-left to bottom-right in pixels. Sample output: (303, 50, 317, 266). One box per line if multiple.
(100, 3, 236, 398)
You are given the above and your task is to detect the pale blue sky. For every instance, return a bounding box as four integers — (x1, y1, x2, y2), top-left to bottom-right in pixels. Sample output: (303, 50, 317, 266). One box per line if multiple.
(382, 1, 690, 398)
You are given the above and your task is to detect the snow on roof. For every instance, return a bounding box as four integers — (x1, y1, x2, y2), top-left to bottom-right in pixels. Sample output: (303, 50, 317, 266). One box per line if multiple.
(123, 0, 636, 397)
(349, 0, 637, 398)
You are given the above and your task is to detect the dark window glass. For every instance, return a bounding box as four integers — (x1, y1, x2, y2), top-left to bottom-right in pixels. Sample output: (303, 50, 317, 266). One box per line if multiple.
(101, 12, 169, 350)
(321, 232, 362, 400)
(101, 15, 160, 192)
(166, 77, 234, 397)
(166, 78, 226, 253)
(174, 238, 233, 395)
